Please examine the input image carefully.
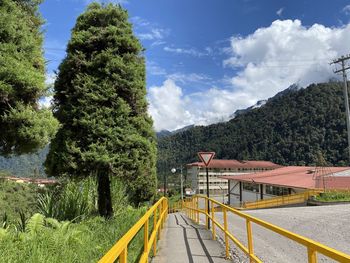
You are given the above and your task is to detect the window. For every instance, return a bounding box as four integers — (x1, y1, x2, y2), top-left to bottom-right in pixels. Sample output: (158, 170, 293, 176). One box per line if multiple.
(242, 182, 259, 192)
(265, 186, 289, 196)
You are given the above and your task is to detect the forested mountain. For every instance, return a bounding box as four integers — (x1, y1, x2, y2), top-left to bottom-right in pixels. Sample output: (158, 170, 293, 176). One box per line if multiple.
(0, 146, 48, 177)
(157, 81, 350, 177)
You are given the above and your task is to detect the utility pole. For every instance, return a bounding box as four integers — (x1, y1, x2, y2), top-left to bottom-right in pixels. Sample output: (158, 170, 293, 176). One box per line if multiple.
(331, 55, 350, 163)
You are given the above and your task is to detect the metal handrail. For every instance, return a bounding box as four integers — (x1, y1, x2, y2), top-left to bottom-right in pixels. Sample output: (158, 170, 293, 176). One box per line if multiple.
(184, 195, 350, 263)
(243, 189, 323, 209)
(99, 197, 168, 263)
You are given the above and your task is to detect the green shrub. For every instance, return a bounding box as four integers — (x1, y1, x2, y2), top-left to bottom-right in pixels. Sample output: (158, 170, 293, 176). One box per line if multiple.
(315, 190, 350, 202)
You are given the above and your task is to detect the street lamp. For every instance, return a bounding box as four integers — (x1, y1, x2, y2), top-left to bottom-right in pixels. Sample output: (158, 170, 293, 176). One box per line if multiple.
(218, 185, 225, 204)
(163, 172, 167, 197)
(171, 166, 183, 200)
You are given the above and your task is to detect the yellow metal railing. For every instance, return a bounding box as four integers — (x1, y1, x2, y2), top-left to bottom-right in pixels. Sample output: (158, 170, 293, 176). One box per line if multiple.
(168, 200, 183, 213)
(99, 197, 168, 263)
(184, 195, 350, 263)
(243, 189, 323, 209)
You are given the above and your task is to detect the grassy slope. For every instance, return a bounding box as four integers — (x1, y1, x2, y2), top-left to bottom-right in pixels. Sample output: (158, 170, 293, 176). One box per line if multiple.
(0, 178, 150, 263)
(0, 208, 146, 263)
(0, 178, 40, 220)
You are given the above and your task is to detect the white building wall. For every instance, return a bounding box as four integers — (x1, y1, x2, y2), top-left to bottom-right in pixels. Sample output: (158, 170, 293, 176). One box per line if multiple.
(188, 166, 255, 196)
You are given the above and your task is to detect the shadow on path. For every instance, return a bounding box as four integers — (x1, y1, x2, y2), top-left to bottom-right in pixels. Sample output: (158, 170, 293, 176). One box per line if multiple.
(151, 213, 231, 263)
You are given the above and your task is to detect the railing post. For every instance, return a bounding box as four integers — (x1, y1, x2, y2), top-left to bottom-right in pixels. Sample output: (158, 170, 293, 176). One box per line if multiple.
(211, 200, 216, 240)
(246, 219, 254, 263)
(191, 197, 195, 221)
(153, 208, 157, 256)
(144, 219, 149, 263)
(186, 200, 189, 218)
(223, 207, 230, 259)
(120, 248, 127, 263)
(196, 196, 199, 224)
(307, 247, 317, 263)
(165, 199, 168, 219)
(205, 197, 208, 229)
(157, 205, 161, 240)
(161, 201, 164, 230)
(190, 198, 193, 220)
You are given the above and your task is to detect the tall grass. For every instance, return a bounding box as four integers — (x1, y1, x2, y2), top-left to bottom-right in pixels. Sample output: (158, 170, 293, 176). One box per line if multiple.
(37, 177, 128, 221)
(1, 176, 149, 262)
(0, 208, 146, 263)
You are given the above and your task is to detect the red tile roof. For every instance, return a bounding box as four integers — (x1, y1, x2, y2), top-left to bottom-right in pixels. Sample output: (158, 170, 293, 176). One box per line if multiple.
(187, 159, 280, 169)
(219, 166, 350, 189)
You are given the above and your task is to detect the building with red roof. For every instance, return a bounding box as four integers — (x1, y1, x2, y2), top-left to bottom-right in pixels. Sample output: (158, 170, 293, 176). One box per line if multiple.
(1, 176, 58, 187)
(219, 166, 350, 206)
(186, 159, 281, 195)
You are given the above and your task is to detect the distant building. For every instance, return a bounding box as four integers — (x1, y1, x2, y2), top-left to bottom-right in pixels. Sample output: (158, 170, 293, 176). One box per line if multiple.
(1, 176, 58, 187)
(220, 166, 350, 206)
(186, 160, 280, 195)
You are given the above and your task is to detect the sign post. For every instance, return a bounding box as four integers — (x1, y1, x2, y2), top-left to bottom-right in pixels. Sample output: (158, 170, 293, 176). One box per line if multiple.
(198, 152, 215, 229)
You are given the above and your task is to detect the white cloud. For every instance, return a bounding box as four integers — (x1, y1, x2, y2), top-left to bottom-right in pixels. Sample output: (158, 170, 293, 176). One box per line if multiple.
(276, 7, 284, 17)
(39, 96, 54, 109)
(138, 28, 168, 41)
(39, 73, 56, 109)
(148, 80, 192, 131)
(45, 73, 57, 86)
(224, 19, 349, 99)
(149, 20, 350, 131)
(164, 46, 209, 57)
(148, 79, 254, 131)
(342, 5, 350, 15)
(147, 61, 167, 76)
(167, 73, 212, 84)
(131, 16, 169, 44)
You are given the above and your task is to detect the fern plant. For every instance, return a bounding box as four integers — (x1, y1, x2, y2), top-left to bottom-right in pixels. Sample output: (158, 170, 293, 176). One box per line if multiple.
(26, 213, 45, 236)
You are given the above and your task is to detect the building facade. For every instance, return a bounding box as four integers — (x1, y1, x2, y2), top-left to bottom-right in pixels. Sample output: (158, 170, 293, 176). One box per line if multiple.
(220, 166, 350, 206)
(186, 160, 280, 196)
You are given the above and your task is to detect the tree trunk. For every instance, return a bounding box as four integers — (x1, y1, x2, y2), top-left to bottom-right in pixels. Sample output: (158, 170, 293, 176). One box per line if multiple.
(97, 170, 113, 218)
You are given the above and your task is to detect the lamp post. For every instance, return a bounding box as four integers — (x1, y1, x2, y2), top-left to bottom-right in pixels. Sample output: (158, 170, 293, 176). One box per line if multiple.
(171, 166, 183, 200)
(218, 185, 225, 204)
(163, 173, 167, 197)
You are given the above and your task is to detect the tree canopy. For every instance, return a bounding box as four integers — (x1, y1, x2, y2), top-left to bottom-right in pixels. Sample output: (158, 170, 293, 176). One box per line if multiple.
(45, 3, 157, 216)
(0, 0, 58, 156)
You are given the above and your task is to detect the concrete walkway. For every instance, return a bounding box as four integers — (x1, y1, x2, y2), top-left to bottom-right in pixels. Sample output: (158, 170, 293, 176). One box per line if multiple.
(152, 213, 232, 263)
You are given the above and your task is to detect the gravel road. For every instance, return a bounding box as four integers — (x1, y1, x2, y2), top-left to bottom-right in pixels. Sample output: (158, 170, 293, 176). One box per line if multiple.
(199, 204, 350, 262)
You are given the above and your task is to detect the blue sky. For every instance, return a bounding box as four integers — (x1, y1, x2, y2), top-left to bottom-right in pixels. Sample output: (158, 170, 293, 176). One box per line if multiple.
(41, 0, 350, 131)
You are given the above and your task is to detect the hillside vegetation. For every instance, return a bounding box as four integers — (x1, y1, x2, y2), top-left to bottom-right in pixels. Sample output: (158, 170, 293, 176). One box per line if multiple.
(0, 177, 148, 263)
(157, 82, 349, 176)
(0, 177, 39, 220)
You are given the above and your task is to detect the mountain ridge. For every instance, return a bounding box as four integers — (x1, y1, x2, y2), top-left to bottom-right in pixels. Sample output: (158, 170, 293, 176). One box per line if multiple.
(156, 81, 348, 178)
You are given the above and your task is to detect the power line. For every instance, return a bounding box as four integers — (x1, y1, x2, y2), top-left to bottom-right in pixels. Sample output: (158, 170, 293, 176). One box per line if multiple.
(331, 54, 350, 163)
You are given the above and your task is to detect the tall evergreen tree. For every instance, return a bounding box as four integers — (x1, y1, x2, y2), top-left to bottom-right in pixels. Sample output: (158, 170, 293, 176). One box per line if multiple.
(0, 0, 58, 155)
(45, 3, 157, 217)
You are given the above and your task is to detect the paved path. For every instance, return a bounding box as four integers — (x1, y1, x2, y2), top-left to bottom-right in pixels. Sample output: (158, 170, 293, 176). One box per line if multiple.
(152, 213, 232, 263)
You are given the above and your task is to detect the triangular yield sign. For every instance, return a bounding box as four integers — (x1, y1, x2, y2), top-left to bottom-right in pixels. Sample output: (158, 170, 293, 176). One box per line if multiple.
(198, 152, 215, 167)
